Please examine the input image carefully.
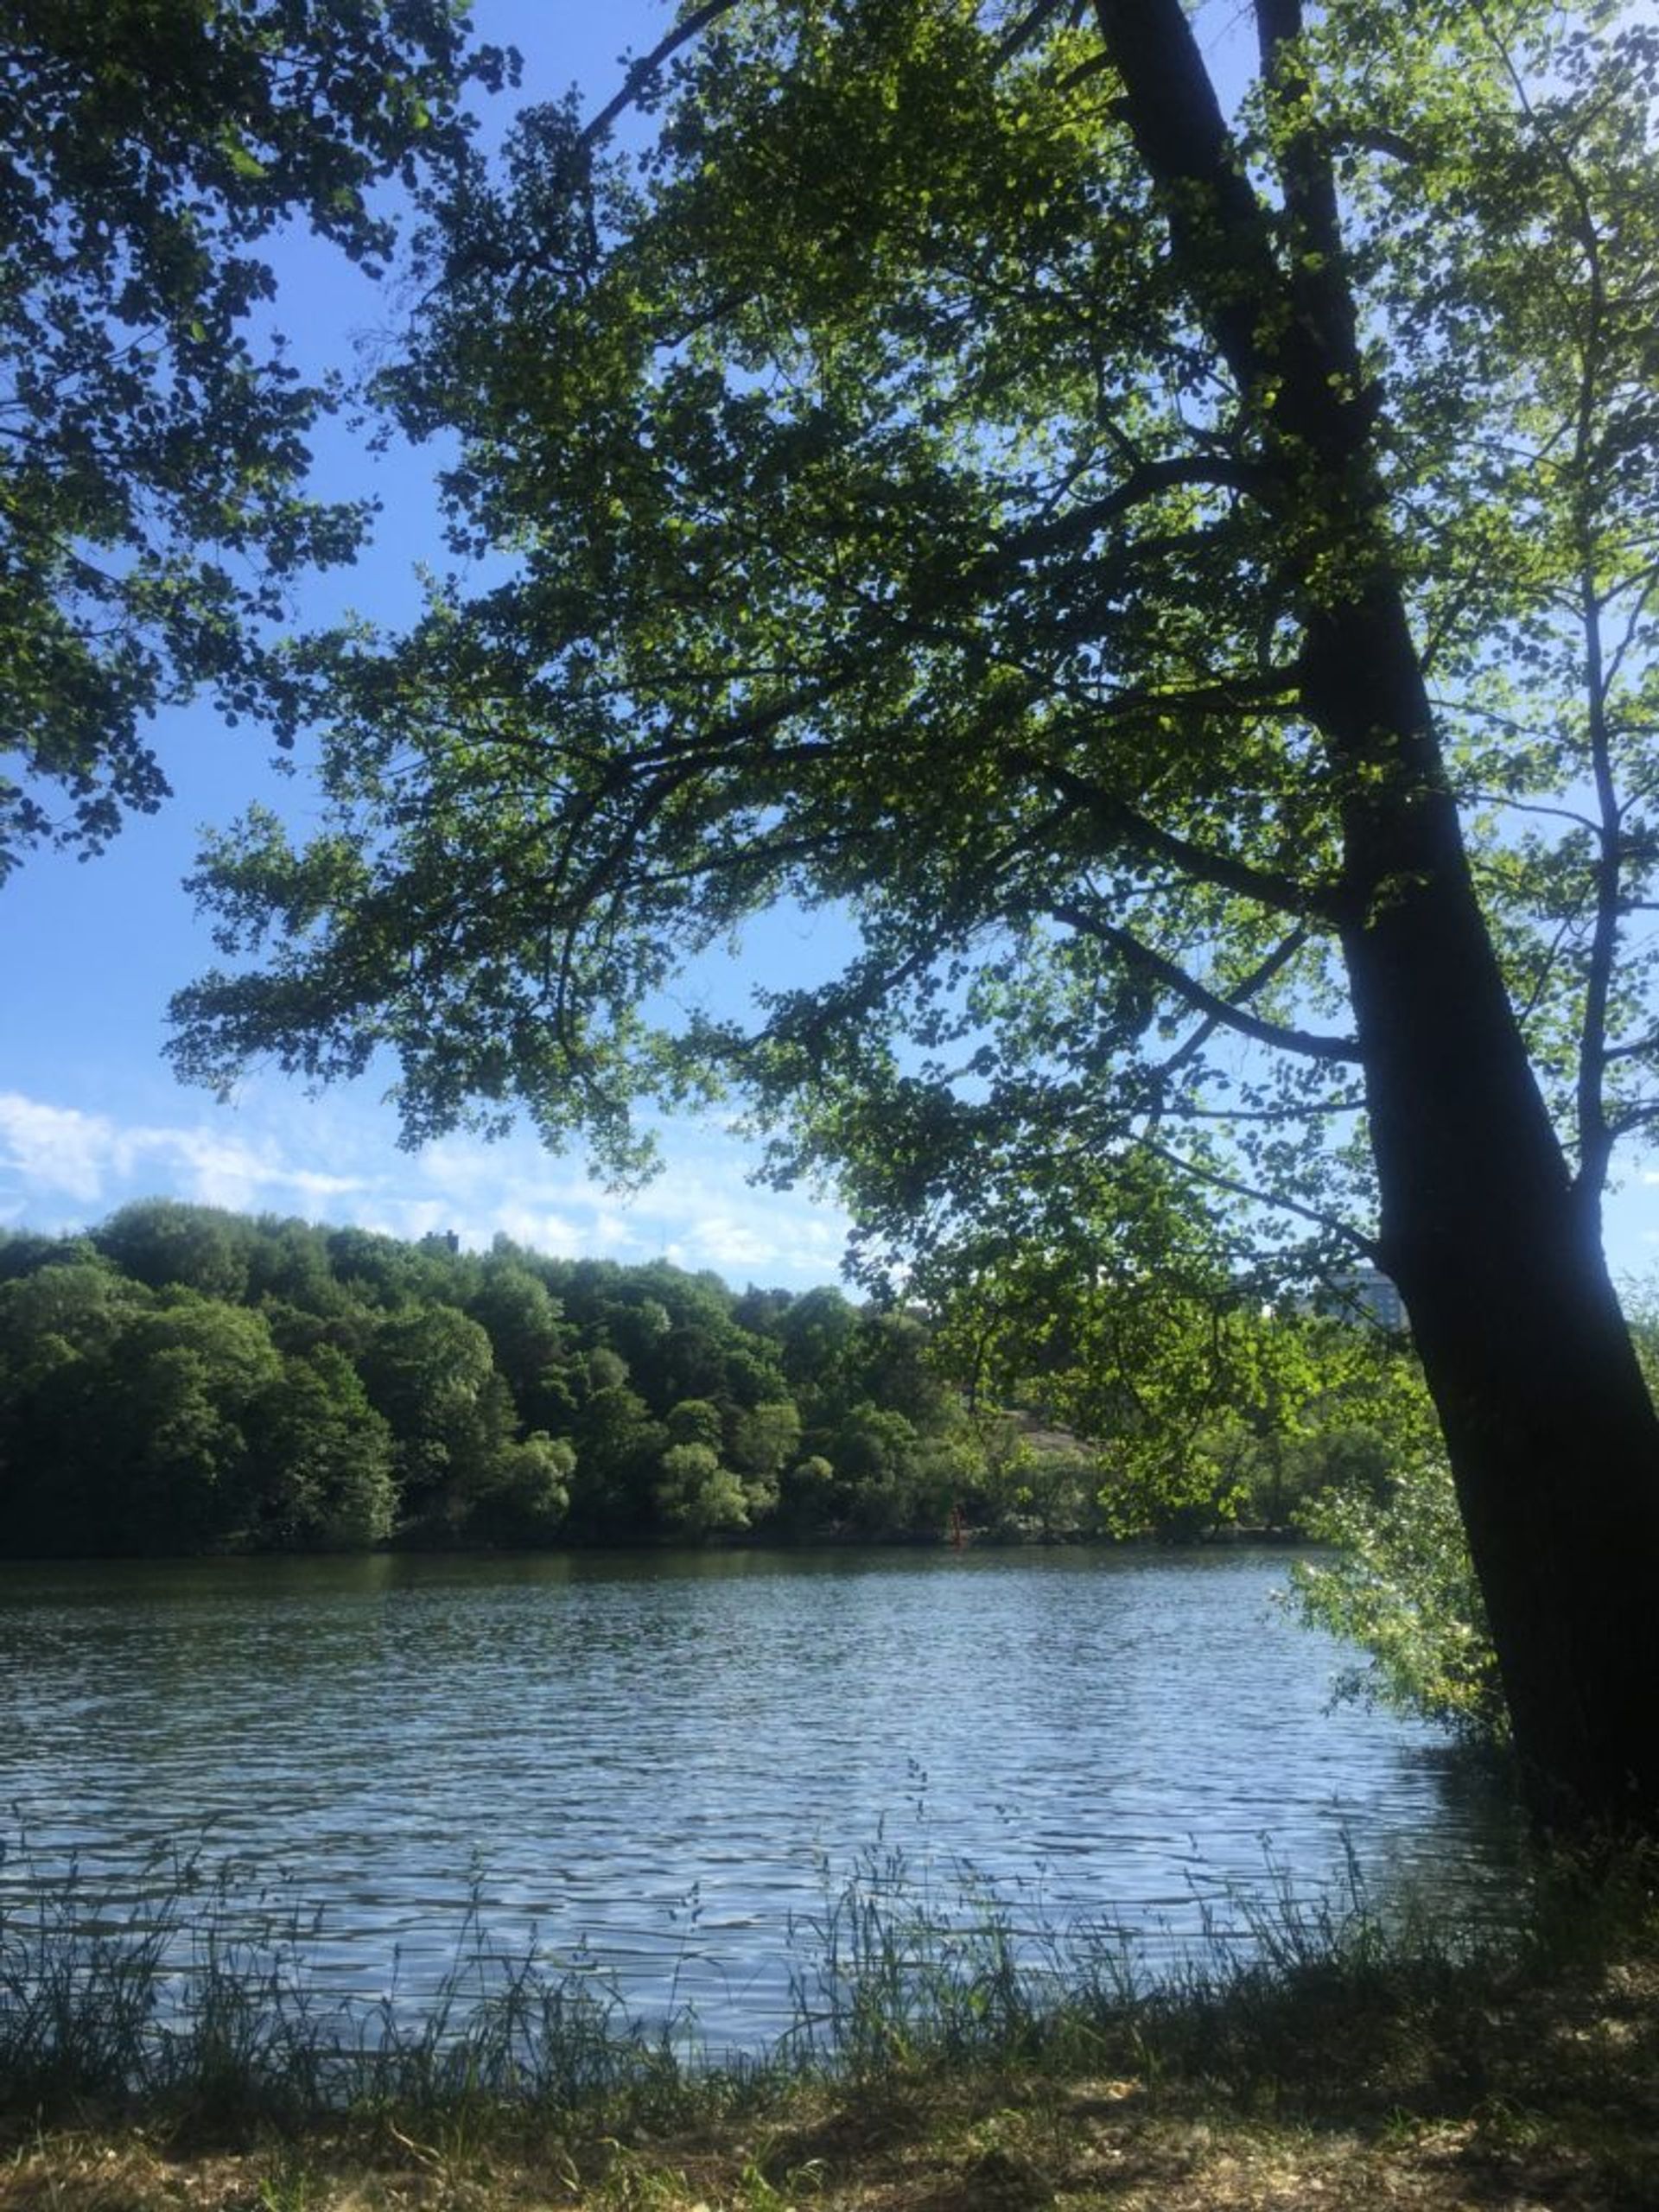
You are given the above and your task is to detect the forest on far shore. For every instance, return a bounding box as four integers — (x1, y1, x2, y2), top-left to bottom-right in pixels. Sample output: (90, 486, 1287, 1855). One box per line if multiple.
(0, 1201, 1390, 1559)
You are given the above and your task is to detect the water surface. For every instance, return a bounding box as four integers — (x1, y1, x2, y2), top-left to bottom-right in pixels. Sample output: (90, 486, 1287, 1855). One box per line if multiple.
(0, 1547, 1520, 2044)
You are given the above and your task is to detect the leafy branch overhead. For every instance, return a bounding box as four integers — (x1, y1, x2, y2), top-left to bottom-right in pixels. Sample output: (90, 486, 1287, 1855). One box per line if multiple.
(174, 2, 1659, 1256)
(0, 0, 513, 878)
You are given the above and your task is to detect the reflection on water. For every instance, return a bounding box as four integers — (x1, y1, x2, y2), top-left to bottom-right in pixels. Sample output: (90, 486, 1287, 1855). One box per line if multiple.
(0, 1547, 1522, 2044)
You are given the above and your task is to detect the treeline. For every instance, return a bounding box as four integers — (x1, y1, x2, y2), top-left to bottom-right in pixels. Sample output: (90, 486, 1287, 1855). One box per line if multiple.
(0, 1202, 1020, 1557)
(0, 1202, 1413, 1560)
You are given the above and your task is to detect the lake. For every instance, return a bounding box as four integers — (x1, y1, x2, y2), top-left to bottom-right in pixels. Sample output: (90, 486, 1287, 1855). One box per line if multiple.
(0, 1546, 1521, 2049)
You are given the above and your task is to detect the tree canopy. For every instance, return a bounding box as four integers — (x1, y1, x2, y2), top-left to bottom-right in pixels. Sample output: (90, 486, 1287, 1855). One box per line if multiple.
(168, 0, 1659, 1827)
(0, 0, 510, 879)
(12, 1202, 1322, 1555)
(171, 0, 1659, 1228)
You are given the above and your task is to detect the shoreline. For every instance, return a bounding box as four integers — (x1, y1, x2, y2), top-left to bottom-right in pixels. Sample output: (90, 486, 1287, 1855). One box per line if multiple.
(3, 1847, 1654, 2212)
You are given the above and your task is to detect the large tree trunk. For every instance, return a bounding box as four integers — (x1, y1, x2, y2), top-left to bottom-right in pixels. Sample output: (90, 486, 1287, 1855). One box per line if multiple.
(1096, 0, 1659, 1830)
(1316, 592, 1659, 1832)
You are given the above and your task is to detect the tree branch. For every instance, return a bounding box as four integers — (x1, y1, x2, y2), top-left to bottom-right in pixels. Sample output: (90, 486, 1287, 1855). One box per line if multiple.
(1135, 1134, 1380, 1257)
(984, 455, 1272, 569)
(1601, 1097, 1659, 1141)
(1015, 747, 1337, 921)
(1147, 925, 1317, 1091)
(994, 1, 1080, 66)
(1599, 1027, 1659, 1069)
(1046, 899, 1360, 1060)
(579, 2, 741, 149)
(1091, 0, 1280, 398)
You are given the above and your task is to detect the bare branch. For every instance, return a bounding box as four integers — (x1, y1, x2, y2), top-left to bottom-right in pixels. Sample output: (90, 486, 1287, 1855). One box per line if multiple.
(1599, 1027, 1659, 1069)
(994, 1, 1078, 66)
(1461, 791, 1601, 835)
(1148, 926, 1316, 1090)
(1602, 1098, 1659, 1141)
(984, 455, 1272, 569)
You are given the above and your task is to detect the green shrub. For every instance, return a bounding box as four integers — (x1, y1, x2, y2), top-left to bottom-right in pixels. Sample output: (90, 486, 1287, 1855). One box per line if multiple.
(1294, 1454, 1506, 1743)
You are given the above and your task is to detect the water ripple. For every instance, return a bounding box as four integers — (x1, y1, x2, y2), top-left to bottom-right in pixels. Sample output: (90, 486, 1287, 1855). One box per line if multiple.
(0, 1547, 1522, 2044)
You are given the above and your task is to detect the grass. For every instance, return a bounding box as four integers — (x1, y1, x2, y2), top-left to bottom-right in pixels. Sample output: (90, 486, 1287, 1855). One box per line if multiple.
(2, 1832, 1657, 2209)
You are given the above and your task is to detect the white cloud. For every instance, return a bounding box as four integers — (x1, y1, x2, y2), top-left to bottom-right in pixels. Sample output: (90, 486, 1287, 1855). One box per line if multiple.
(488, 1204, 604, 1256)
(0, 1092, 371, 1217)
(664, 1203, 848, 1277)
(0, 1093, 122, 1205)
(0, 1086, 853, 1288)
(135, 1126, 366, 1211)
(401, 1120, 854, 1281)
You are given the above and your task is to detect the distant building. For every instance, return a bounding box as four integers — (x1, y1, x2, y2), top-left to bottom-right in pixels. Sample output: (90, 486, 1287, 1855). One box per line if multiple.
(1315, 1264, 1407, 1332)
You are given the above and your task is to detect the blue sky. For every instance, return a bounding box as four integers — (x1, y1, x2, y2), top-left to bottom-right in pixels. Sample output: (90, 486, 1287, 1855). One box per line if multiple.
(5, 1, 1659, 1294)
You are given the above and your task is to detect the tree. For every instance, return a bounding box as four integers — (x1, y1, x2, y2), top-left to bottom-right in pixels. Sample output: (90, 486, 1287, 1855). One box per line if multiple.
(730, 1397, 803, 1486)
(357, 1300, 512, 1533)
(243, 1214, 350, 1319)
(463, 1429, 573, 1543)
(567, 1349, 665, 1537)
(654, 1439, 751, 1534)
(1295, 1446, 1508, 1745)
(245, 1344, 397, 1549)
(68, 1294, 285, 1552)
(921, 1153, 1408, 1535)
(467, 1255, 576, 1423)
(775, 1288, 861, 1410)
(172, 1, 1659, 1828)
(94, 1198, 253, 1302)
(0, 0, 507, 877)
(0, 1256, 147, 1551)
